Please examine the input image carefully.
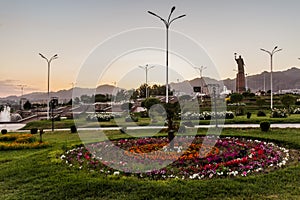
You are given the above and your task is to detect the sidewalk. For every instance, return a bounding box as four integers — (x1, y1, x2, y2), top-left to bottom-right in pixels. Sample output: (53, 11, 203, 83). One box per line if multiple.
(2, 123, 300, 132)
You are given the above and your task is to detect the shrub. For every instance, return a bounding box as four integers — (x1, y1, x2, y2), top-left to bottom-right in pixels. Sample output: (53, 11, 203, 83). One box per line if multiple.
(270, 108, 288, 118)
(30, 128, 38, 134)
(235, 107, 246, 116)
(225, 112, 234, 119)
(257, 110, 266, 117)
(1, 129, 7, 135)
(70, 125, 77, 133)
(260, 121, 270, 132)
(293, 108, 300, 114)
(246, 112, 252, 119)
(140, 111, 149, 118)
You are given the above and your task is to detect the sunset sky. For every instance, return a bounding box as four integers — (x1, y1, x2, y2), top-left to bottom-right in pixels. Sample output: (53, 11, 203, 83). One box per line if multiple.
(1, 0, 300, 97)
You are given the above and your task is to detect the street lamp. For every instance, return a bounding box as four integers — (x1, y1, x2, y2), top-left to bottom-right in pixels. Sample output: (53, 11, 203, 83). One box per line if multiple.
(39, 53, 58, 119)
(260, 46, 282, 109)
(245, 73, 250, 91)
(139, 64, 155, 98)
(17, 84, 26, 110)
(148, 6, 186, 103)
(194, 66, 207, 94)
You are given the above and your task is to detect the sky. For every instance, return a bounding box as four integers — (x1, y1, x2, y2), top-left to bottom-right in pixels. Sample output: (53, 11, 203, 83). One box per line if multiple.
(1, 0, 300, 97)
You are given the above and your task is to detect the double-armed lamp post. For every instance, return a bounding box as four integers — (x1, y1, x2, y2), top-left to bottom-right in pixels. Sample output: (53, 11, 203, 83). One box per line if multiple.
(39, 53, 58, 120)
(260, 46, 282, 109)
(139, 64, 155, 98)
(148, 6, 186, 103)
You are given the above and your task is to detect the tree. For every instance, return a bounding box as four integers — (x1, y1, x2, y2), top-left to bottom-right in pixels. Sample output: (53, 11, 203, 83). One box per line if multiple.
(127, 89, 138, 100)
(23, 100, 32, 110)
(281, 94, 296, 110)
(137, 84, 147, 98)
(142, 97, 161, 110)
(95, 94, 109, 102)
(80, 94, 94, 103)
(66, 99, 72, 105)
(230, 93, 243, 103)
(242, 91, 255, 98)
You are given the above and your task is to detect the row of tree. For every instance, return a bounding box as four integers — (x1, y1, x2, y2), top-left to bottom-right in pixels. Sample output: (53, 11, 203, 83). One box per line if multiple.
(73, 84, 173, 104)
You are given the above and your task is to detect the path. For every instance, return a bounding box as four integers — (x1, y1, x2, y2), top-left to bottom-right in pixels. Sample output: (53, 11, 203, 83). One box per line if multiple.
(2, 123, 300, 132)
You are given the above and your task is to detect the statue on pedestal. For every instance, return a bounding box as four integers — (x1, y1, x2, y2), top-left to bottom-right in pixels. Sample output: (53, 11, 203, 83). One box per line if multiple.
(234, 53, 246, 93)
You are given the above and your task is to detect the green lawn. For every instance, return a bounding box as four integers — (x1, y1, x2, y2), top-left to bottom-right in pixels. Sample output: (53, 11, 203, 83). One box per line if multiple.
(0, 128, 299, 199)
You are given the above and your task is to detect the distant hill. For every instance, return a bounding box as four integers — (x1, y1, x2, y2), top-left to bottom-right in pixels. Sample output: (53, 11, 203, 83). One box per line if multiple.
(0, 84, 123, 102)
(1, 67, 300, 102)
(223, 67, 300, 92)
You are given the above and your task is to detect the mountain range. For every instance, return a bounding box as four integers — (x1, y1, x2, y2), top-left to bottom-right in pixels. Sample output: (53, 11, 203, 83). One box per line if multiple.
(1, 67, 300, 102)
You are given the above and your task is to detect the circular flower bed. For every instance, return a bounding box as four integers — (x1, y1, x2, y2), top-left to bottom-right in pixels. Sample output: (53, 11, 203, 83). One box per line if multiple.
(61, 136, 290, 180)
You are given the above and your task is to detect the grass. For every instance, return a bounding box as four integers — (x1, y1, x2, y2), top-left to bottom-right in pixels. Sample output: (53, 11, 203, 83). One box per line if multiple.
(0, 128, 299, 199)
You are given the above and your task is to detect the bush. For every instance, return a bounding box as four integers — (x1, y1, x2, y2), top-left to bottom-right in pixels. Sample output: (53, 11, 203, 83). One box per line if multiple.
(70, 125, 77, 133)
(293, 108, 300, 114)
(1, 129, 7, 135)
(225, 112, 234, 119)
(270, 108, 288, 118)
(140, 111, 149, 118)
(246, 112, 252, 119)
(260, 121, 270, 132)
(235, 107, 246, 116)
(30, 128, 38, 134)
(257, 111, 266, 117)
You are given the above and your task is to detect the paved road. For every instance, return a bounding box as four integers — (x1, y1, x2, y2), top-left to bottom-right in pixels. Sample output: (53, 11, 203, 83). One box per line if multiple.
(2, 123, 300, 132)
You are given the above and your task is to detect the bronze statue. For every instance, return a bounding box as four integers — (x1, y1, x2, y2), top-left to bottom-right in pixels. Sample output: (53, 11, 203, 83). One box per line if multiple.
(234, 53, 246, 93)
(234, 53, 245, 73)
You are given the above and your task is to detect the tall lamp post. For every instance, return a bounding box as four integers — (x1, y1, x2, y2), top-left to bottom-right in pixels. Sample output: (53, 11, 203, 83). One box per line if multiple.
(17, 84, 26, 110)
(148, 6, 186, 103)
(139, 64, 155, 98)
(245, 73, 250, 91)
(39, 53, 58, 119)
(260, 46, 282, 109)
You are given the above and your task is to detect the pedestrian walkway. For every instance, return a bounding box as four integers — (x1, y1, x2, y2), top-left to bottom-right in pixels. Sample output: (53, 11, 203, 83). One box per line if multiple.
(2, 123, 300, 132)
(0, 123, 25, 132)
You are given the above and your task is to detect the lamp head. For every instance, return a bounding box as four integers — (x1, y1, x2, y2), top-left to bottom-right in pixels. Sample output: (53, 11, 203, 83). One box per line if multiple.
(39, 53, 46, 59)
(171, 6, 176, 13)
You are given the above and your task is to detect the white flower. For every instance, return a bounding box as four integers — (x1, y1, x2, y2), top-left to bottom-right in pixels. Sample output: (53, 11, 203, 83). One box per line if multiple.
(217, 172, 223, 176)
(113, 171, 120, 176)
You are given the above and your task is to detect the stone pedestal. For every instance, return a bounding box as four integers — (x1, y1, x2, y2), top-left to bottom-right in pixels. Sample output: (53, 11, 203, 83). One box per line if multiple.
(236, 72, 246, 93)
